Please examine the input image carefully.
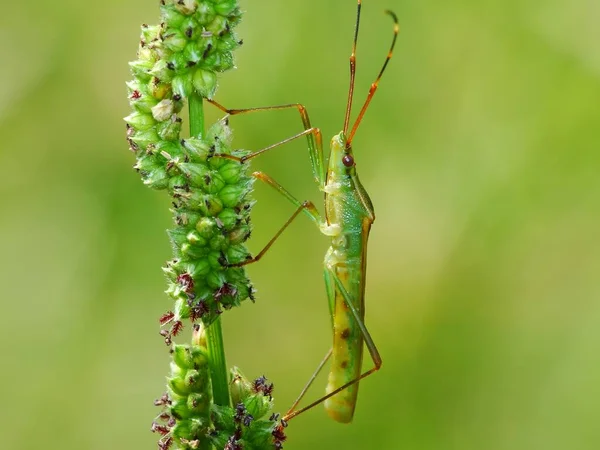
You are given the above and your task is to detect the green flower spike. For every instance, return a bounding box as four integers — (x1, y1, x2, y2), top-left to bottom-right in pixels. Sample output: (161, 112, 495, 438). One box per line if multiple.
(152, 326, 286, 450)
(209, 368, 288, 450)
(152, 324, 213, 450)
(125, 0, 251, 337)
(127, 1, 290, 449)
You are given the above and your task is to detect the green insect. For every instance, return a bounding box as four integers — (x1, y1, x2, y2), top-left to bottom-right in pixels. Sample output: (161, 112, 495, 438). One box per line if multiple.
(207, 0, 398, 423)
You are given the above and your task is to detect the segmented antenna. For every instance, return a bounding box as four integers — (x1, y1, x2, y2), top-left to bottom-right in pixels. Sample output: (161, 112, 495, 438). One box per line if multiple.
(345, 7, 399, 147)
(343, 0, 363, 136)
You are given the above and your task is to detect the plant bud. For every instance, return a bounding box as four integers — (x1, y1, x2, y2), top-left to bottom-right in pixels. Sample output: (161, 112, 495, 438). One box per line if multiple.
(226, 244, 249, 265)
(168, 373, 193, 397)
(192, 68, 217, 98)
(170, 397, 193, 419)
(159, 8, 184, 28)
(171, 74, 193, 98)
(209, 234, 226, 251)
(219, 184, 246, 208)
(149, 78, 172, 100)
(149, 60, 173, 83)
(183, 38, 212, 65)
(213, 51, 234, 72)
(157, 116, 182, 141)
(228, 224, 250, 244)
(205, 171, 226, 194)
(191, 323, 208, 348)
(167, 227, 188, 248)
(152, 99, 175, 122)
(187, 392, 210, 414)
(173, 0, 197, 16)
(171, 418, 206, 440)
(214, 0, 238, 16)
(163, 263, 178, 281)
(181, 242, 209, 259)
(163, 29, 188, 53)
(195, 217, 216, 238)
(245, 420, 278, 449)
(244, 391, 273, 421)
(198, 195, 223, 216)
(216, 33, 241, 52)
(124, 112, 155, 131)
(129, 129, 160, 151)
(134, 154, 160, 174)
(169, 361, 186, 379)
(207, 250, 224, 270)
(143, 168, 170, 190)
(219, 161, 243, 184)
(182, 137, 211, 161)
(217, 208, 238, 230)
(234, 282, 250, 301)
(172, 344, 194, 369)
(168, 174, 188, 191)
(186, 231, 207, 247)
(206, 16, 228, 35)
(181, 17, 199, 38)
(141, 24, 161, 43)
(195, 2, 216, 25)
(190, 258, 211, 278)
(178, 162, 209, 186)
(210, 404, 234, 430)
(206, 271, 225, 290)
(229, 367, 252, 405)
(207, 119, 233, 146)
(128, 59, 154, 81)
(173, 297, 191, 319)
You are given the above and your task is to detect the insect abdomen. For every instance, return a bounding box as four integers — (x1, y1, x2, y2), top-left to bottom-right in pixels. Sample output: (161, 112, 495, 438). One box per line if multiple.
(323, 256, 365, 423)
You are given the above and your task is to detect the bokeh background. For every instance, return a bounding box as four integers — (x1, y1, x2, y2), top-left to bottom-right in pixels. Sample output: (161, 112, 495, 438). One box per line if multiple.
(1, 0, 599, 449)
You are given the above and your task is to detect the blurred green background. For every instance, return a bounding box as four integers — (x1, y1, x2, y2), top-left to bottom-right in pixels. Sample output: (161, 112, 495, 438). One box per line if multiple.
(1, 0, 599, 449)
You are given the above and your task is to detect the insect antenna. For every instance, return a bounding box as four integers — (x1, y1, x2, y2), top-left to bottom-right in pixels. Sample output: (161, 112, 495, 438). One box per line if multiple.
(346, 9, 399, 147)
(342, 0, 362, 137)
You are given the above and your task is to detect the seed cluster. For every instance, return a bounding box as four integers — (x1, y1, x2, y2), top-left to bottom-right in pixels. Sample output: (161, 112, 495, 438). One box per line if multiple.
(125, 0, 255, 338)
(153, 333, 287, 450)
(210, 368, 288, 449)
(152, 325, 213, 449)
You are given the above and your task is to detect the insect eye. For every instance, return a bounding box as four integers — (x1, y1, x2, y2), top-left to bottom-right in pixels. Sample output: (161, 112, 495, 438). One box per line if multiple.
(342, 154, 354, 167)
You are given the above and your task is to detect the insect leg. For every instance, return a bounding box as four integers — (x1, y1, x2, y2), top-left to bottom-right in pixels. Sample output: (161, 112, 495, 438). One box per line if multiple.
(228, 171, 323, 268)
(283, 269, 381, 422)
(207, 99, 325, 188)
(285, 348, 332, 416)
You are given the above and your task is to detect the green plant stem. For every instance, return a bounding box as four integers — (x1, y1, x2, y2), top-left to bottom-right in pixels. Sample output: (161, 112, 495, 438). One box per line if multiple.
(189, 91, 205, 137)
(189, 92, 230, 408)
(205, 318, 230, 407)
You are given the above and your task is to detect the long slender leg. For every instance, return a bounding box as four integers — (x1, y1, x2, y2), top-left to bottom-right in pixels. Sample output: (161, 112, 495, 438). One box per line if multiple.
(253, 171, 323, 226)
(285, 348, 333, 416)
(283, 269, 381, 422)
(228, 171, 324, 268)
(207, 99, 325, 188)
(219, 127, 322, 167)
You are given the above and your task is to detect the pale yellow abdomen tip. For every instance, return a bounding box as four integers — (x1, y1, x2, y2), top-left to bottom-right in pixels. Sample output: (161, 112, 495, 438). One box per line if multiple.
(324, 393, 356, 423)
